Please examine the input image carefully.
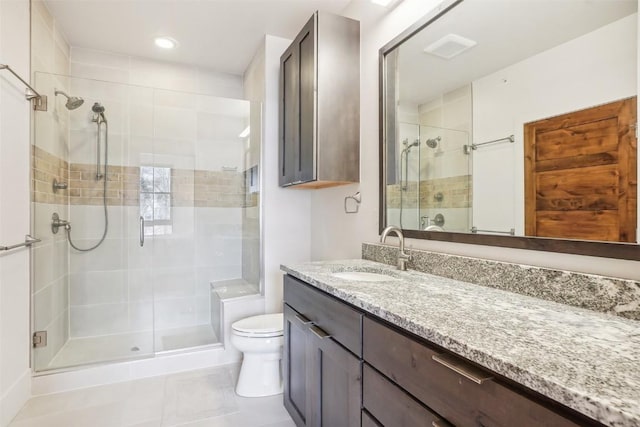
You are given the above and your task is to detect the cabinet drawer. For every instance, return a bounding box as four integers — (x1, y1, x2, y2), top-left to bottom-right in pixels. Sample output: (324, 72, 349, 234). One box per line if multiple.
(284, 275, 362, 355)
(363, 317, 587, 427)
(363, 363, 445, 427)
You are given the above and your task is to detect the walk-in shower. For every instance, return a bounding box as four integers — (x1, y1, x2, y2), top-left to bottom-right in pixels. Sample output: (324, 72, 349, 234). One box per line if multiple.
(390, 124, 470, 231)
(32, 72, 261, 372)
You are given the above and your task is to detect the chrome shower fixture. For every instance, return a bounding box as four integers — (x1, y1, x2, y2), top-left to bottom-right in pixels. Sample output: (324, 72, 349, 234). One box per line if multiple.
(54, 89, 84, 110)
(425, 136, 441, 148)
(402, 138, 420, 153)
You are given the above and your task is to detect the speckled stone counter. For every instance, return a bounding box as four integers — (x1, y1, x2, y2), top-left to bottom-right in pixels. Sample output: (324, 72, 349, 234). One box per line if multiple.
(363, 243, 640, 320)
(281, 259, 640, 427)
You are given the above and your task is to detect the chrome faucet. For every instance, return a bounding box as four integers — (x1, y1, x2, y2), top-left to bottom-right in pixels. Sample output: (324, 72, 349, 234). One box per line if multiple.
(380, 225, 411, 271)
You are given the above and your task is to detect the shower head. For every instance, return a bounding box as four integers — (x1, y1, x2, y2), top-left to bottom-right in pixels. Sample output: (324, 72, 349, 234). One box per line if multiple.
(54, 89, 84, 110)
(426, 136, 441, 149)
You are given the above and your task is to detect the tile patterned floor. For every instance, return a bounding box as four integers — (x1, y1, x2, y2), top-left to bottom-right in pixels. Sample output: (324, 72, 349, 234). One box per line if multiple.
(10, 364, 295, 427)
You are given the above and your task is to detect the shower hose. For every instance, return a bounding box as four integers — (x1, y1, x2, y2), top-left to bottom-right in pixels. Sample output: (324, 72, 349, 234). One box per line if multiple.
(66, 120, 109, 252)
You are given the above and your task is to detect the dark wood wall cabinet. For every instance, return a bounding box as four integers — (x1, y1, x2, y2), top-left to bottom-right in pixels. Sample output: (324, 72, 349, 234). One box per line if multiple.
(279, 12, 360, 189)
(283, 274, 607, 427)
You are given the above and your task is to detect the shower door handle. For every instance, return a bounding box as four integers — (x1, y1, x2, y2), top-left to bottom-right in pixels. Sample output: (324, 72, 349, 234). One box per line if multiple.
(139, 216, 145, 247)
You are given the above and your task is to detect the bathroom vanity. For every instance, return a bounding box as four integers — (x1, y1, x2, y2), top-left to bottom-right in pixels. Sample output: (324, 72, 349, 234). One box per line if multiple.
(281, 260, 640, 427)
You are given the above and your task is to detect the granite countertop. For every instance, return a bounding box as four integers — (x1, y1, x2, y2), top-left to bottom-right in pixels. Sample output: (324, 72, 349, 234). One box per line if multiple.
(280, 259, 640, 427)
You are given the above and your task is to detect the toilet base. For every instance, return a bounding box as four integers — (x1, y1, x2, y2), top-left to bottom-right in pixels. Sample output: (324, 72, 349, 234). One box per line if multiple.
(235, 352, 283, 397)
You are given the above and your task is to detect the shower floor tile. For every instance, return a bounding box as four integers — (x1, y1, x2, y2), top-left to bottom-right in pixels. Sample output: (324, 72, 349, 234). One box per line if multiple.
(47, 331, 155, 370)
(10, 364, 295, 427)
(46, 325, 218, 370)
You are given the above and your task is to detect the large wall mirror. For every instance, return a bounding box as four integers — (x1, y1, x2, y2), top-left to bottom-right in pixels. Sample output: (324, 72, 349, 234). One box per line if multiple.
(379, 0, 640, 260)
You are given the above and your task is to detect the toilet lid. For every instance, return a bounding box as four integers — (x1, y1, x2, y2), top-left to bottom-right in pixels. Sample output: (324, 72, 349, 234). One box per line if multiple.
(232, 313, 284, 337)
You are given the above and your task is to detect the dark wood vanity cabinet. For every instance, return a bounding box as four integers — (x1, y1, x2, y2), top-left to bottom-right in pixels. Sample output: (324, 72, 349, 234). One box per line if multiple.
(363, 317, 602, 427)
(278, 12, 360, 189)
(283, 275, 362, 427)
(282, 275, 604, 427)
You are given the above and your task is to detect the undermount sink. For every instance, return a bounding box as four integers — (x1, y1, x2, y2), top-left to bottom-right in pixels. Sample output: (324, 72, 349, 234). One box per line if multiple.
(331, 271, 398, 282)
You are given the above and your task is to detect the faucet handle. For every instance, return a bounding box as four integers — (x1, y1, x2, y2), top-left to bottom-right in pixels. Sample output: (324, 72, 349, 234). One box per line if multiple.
(397, 251, 411, 271)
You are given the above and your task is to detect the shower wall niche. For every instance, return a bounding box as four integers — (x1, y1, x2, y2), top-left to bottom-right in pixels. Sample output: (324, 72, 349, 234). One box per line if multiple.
(32, 72, 261, 371)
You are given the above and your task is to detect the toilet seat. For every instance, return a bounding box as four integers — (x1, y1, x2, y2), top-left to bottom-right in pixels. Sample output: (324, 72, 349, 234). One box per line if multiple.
(232, 313, 284, 338)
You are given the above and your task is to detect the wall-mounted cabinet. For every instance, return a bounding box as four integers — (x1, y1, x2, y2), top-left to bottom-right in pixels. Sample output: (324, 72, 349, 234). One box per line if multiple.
(279, 12, 360, 189)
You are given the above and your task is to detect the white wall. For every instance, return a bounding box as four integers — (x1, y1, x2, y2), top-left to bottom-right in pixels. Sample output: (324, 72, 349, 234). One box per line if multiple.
(0, 0, 32, 424)
(320, 0, 640, 281)
(472, 14, 637, 235)
(261, 36, 312, 312)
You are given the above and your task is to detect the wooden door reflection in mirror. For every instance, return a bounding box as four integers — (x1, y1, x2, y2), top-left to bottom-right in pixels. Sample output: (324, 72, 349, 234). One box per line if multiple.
(524, 97, 637, 242)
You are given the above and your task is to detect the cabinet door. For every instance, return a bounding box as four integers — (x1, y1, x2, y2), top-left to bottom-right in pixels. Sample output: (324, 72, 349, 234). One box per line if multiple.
(279, 44, 299, 186)
(307, 325, 361, 427)
(297, 16, 316, 183)
(283, 304, 310, 426)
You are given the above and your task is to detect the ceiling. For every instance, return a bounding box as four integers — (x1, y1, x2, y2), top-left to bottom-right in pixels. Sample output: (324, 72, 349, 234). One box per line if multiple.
(395, 0, 637, 106)
(43, 0, 380, 76)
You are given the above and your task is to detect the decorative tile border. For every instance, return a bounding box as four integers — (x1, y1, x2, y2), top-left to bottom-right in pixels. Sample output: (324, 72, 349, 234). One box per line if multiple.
(362, 242, 640, 320)
(33, 146, 249, 208)
(386, 174, 471, 209)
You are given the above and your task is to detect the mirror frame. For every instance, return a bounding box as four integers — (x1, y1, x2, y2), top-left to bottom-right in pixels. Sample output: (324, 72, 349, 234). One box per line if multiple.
(378, 0, 640, 261)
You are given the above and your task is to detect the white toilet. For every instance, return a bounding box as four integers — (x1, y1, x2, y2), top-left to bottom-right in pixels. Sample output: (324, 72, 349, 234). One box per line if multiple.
(231, 313, 284, 397)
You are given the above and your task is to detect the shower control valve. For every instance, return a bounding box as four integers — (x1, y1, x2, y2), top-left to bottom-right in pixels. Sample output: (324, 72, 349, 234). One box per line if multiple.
(51, 213, 71, 234)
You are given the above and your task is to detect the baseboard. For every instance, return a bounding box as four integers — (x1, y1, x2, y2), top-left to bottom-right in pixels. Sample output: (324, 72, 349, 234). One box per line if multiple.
(0, 368, 31, 427)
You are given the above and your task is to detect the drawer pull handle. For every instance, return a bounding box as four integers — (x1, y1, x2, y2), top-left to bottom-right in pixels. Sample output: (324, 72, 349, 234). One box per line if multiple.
(309, 325, 332, 339)
(432, 353, 493, 385)
(294, 313, 314, 325)
(432, 419, 453, 427)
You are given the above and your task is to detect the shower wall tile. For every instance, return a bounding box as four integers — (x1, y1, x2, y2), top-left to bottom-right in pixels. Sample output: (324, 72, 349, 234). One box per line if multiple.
(129, 302, 154, 332)
(127, 269, 153, 302)
(153, 107, 197, 141)
(386, 175, 471, 210)
(129, 106, 154, 139)
(154, 298, 199, 330)
(70, 62, 130, 85)
(68, 238, 127, 274)
(32, 145, 69, 205)
(70, 270, 127, 305)
(70, 47, 130, 70)
(196, 298, 211, 325)
(70, 303, 130, 337)
(152, 237, 196, 269)
(153, 268, 197, 299)
(69, 205, 126, 239)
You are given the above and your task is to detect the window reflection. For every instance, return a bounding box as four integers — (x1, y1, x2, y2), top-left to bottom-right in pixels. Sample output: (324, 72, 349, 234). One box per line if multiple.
(140, 166, 172, 236)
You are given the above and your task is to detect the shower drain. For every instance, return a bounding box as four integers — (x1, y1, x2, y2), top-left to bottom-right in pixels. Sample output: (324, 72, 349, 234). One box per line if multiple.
(130, 346, 140, 352)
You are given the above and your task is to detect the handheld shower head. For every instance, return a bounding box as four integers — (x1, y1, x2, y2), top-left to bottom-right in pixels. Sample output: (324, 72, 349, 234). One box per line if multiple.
(92, 102, 105, 114)
(54, 89, 84, 110)
(402, 138, 420, 152)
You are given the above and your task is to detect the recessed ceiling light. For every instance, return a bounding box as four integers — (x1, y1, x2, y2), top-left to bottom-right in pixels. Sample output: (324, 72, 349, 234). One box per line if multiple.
(154, 37, 178, 49)
(423, 34, 477, 60)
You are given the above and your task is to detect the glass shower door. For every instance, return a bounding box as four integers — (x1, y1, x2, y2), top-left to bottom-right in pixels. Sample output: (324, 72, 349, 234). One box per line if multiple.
(32, 73, 156, 371)
(418, 125, 471, 233)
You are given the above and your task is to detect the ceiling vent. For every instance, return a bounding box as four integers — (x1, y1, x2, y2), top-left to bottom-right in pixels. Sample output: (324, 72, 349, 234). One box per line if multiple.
(423, 34, 477, 59)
